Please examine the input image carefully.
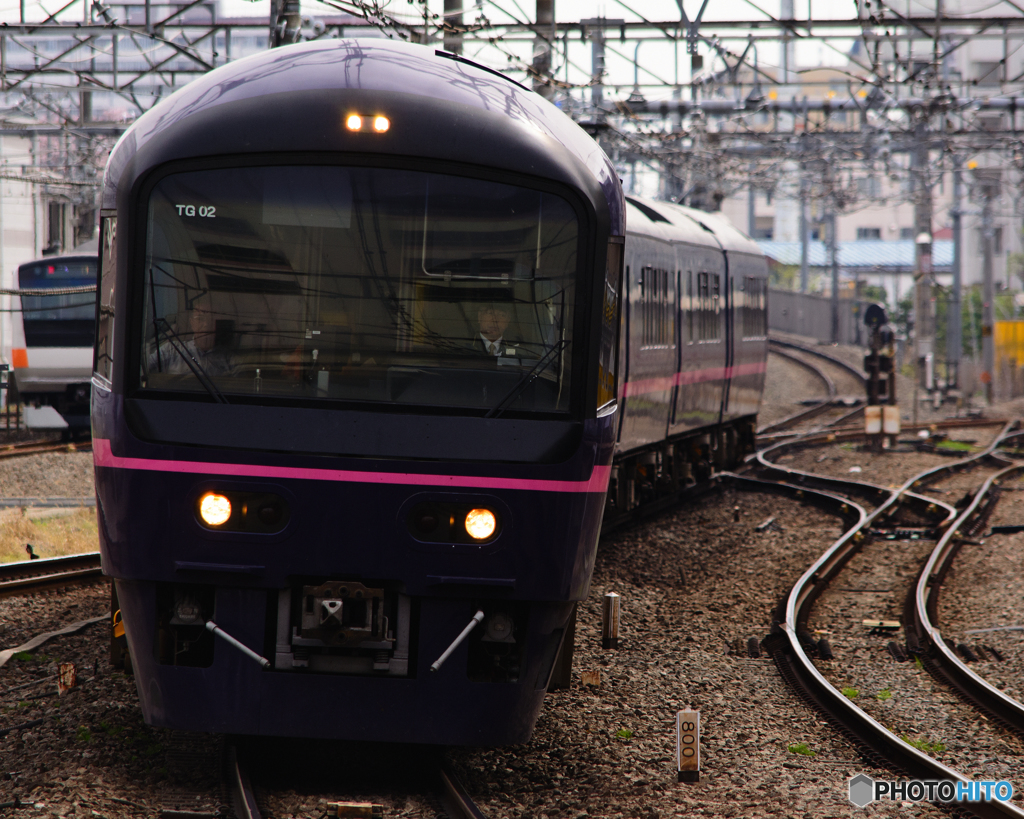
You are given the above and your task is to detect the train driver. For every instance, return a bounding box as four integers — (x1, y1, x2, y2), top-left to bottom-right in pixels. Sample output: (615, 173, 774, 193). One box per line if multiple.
(147, 294, 233, 378)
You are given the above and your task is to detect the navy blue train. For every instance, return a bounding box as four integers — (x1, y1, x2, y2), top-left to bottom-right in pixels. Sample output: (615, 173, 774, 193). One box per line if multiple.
(94, 39, 767, 746)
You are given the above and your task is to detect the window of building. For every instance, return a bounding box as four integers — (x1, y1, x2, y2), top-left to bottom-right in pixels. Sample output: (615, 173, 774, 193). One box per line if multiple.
(856, 227, 881, 240)
(45, 201, 65, 255)
(899, 227, 915, 240)
(752, 216, 774, 240)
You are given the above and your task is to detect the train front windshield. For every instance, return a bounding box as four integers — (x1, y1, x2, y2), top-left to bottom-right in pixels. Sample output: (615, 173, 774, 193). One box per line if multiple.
(140, 166, 581, 415)
(19, 259, 97, 347)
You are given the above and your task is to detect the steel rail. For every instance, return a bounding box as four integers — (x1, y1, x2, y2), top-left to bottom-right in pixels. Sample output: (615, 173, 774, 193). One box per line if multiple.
(0, 440, 92, 459)
(438, 761, 489, 819)
(0, 552, 103, 598)
(769, 338, 869, 388)
(758, 347, 839, 435)
(228, 745, 262, 819)
(744, 422, 1024, 817)
(755, 434, 959, 523)
(910, 449, 1024, 743)
(757, 416, 1009, 444)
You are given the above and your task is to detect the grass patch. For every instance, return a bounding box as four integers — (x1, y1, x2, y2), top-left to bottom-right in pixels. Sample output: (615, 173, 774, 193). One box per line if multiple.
(787, 743, 815, 757)
(841, 687, 859, 699)
(615, 728, 633, 739)
(76, 726, 92, 742)
(0, 508, 98, 564)
(902, 735, 946, 754)
(876, 688, 893, 701)
(935, 440, 973, 452)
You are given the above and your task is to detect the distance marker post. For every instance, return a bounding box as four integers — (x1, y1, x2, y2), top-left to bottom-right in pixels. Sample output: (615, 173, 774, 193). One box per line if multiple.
(602, 592, 620, 649)
(676, 709, 700, 782)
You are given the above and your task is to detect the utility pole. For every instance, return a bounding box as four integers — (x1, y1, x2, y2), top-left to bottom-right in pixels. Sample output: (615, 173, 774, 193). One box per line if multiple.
(799, 176, 809, 293)
(948, 156, 963, 393)
(747, 164, 756, 237)
(444, 0, 464, 55)
(830, 212, 839, 343)
(580, 18, 624, 122)
(911, 121, 934, 410)
(532, 0, 554, 99)
(978, 169, 1000, 404)
(270, 0, 302, 48)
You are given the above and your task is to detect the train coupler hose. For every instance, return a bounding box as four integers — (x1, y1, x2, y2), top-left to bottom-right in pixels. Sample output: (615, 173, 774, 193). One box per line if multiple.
(205, 620, 271, 669)
(430, 610, 484, 672)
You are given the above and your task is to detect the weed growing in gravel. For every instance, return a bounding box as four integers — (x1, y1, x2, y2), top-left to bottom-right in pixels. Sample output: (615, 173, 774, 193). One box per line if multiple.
(76, 726, 92, 742)
(913, 656, 924, 670)
(787, 743, 815, 757)
(615, 729, 633, 739)
(876, 688, 893, 701)
(0, 508, 98, 563)
(841, 687, 859, 699)
(935, 440, 973, 452)
(902, 735, 946, 754)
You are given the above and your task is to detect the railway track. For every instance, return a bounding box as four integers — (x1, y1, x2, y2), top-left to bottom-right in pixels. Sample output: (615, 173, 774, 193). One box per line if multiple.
(0, 552, 102, 598)
(762, 339, 868, 436)
(220, 741, 488, 819)
(908, 453, 1024, 744)
(727, 422, 1024, 817)
(0, 438, 91, 458)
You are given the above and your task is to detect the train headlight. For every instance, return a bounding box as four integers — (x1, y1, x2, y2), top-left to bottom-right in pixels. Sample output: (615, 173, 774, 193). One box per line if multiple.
(199, 493, 232, 527)
(345, 114, 363, 131)
(373, 115, 390, 132)
(465, 508, 497, 541)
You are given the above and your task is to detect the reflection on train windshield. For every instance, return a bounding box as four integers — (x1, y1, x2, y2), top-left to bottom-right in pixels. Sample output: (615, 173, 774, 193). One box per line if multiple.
(20, 260, 97, 321)
(140, 166, 579, 414)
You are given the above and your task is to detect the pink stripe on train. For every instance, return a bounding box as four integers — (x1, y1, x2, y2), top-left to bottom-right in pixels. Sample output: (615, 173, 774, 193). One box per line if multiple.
(93, 438, 613, 494)
(622, 360, 767, 397)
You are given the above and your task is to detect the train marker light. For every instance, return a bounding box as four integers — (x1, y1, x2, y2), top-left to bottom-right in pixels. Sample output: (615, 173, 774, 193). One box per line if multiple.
(345, 114, 363, 131)
(199, 493, 232, 526)
(465, 508, 496, 540)
(373, 115, 390, 132)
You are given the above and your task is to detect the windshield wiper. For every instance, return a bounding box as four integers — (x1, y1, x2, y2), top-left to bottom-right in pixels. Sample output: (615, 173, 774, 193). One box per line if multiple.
(485, 340, 567, 419)
(155, 318, 229, 405)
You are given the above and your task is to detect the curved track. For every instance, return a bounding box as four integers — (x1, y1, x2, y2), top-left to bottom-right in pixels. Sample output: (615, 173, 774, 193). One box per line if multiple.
(762, 339, 868, 436)
(909, 447, 1024, 745)
(727, 422, 1024, 818)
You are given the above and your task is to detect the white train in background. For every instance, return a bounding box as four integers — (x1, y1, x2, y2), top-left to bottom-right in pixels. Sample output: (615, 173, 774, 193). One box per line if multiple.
(9, 243, 98, 433)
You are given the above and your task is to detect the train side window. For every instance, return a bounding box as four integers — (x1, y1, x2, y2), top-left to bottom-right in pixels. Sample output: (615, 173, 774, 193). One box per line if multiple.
(597, 239, 623, 410)
(696, 271, 709, 342)
(640, 266, 672, 350)
(94, 213, 116, 384)
(742, 276, 767, 339)
(712, 273, 721, 341)
(687, 270, 693, 344)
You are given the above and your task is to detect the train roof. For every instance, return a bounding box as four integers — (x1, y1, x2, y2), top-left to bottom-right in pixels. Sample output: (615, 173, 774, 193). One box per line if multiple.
(625, 195, 764, 257)
(103, 39, 623, 235)
(624, 196, 712, 247)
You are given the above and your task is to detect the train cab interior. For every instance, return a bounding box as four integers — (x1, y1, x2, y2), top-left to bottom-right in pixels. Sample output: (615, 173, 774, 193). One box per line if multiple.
(138, 164, 584, 417)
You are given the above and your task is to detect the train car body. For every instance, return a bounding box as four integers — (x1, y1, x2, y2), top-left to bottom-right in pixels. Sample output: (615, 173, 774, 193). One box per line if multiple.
(94, 39, 624, 745)
(607, 197, 768, 510)
(10, 252, 97, 431)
